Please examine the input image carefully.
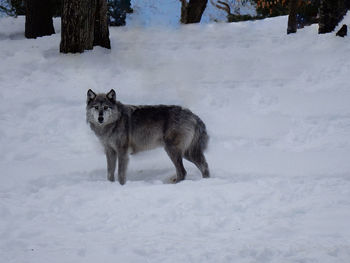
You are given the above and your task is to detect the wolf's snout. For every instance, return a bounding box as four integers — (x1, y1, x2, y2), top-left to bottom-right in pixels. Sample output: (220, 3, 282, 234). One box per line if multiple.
(98, 117, 104, 123)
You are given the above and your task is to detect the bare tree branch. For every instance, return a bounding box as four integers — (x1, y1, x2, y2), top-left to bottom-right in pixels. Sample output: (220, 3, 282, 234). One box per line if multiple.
(0, 4, 14, 16)
(210, 0, 231, 14)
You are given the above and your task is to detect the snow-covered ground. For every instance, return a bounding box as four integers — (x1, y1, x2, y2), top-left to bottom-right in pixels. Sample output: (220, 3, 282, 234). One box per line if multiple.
(1, 14, 350, 263)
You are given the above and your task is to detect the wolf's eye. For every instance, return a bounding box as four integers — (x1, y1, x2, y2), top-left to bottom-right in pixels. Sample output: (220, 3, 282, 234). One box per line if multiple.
(103, 106, 109, 110)
(94, 106, 99, 110)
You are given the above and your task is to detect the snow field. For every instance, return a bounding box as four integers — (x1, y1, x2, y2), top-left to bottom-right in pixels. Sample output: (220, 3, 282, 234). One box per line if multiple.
(0, 15, 350, 262)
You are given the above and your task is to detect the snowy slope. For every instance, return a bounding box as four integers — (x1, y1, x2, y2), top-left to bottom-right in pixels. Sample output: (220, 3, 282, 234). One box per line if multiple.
(1, 15, 350, 263)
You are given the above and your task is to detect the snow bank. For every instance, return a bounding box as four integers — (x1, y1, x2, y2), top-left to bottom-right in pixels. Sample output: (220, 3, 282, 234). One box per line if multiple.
(0, 15, 350, 263)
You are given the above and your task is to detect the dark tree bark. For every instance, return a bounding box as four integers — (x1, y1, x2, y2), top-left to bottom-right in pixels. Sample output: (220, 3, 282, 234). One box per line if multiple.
(25, 0, 55, 39)
(60, 0, 110, 54)
(93, 0, 111, 48)
(60, 0, 92, 53)
(180, 0, 208, 24)
(180, 0, 188, 23)
(319, 0, 347, 34)
(336, 24, 347, 37)
(287, 0, 298, 34)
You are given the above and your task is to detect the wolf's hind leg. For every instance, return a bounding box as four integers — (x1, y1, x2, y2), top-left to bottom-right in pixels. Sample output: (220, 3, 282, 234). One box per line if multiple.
(184, 151, 210, 178)
(164, 144, 187, 183)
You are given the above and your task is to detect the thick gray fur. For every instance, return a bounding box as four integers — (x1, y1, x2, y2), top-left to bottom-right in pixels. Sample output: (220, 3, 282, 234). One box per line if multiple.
(86, 89, 210, 185)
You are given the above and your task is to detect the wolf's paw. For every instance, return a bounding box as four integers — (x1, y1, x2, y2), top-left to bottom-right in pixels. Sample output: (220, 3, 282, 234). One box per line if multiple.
(108, 177, 115, 182)
(168, 175, 177, 184)
(168, 175, 187, 184)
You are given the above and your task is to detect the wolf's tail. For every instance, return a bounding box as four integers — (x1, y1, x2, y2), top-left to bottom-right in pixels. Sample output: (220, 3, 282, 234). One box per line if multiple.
(184, 114, 210, 178)
(186, 115, 209, 157)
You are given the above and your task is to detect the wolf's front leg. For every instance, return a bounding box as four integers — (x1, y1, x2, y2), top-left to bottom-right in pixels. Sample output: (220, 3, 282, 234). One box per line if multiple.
(106, 148, 117, 182)
(117, 151, 129, 185)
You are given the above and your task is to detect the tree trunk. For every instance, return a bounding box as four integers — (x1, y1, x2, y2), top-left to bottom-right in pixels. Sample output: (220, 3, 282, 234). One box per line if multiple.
(60, 0, 92, 53)
(180, 0, 208, 24)
(319, 0, 347, 34)
(25, 0, 55, 39)
(180, 0, 188, 23)
(60, 0, 110, 53)
(93, 0, 111, 48)
(287, 0, 298, 34)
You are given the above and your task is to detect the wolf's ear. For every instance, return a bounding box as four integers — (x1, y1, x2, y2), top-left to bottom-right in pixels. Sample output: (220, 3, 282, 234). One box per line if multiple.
(107, 89, 116, 101)
(87, 89, 96, 103)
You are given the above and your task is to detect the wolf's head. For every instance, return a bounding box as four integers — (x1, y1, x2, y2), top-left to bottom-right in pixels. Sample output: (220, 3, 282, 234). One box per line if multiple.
(86, 89, 120, 126)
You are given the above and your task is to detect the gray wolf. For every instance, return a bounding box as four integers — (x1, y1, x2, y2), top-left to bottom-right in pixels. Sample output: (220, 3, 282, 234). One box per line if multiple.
(86, 89, 210, 185)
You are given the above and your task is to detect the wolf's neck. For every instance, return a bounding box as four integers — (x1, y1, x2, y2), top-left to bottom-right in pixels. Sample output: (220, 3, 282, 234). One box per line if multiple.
(90, 122, 115, 137)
